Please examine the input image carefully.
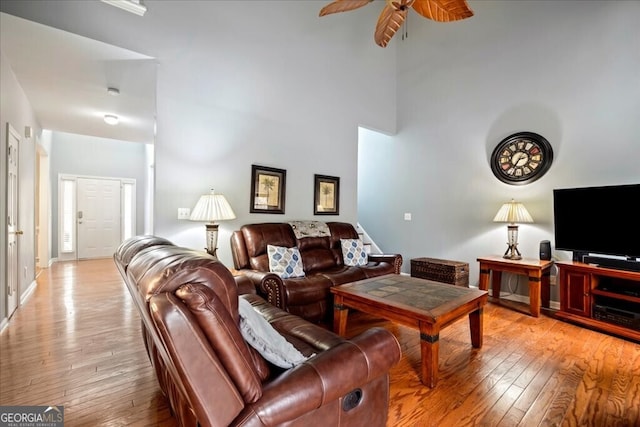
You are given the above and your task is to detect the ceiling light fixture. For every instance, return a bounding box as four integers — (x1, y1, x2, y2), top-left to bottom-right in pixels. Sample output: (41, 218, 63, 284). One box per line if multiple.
(100, 0, 147, 16)
(107, 87, 120, 96)
(104, 114, 119, 125)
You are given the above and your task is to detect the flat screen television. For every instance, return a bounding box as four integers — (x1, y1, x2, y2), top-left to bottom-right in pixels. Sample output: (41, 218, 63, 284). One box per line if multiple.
(553, 184, 640, 265)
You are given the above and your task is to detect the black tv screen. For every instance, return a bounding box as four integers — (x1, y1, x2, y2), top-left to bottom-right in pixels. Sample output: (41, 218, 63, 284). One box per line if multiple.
(553, 184, 640, 259)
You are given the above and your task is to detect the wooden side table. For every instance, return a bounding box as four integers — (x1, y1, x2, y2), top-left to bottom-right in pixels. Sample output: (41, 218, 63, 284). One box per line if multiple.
(477, 255, 554, 317)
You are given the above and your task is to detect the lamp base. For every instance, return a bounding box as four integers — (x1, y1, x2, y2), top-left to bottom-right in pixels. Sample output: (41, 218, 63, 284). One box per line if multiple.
(502, 224, 523, 260)
(205, 223, 220, 258)
(205, 247, 217, 257)
(503, 244, 522, 260)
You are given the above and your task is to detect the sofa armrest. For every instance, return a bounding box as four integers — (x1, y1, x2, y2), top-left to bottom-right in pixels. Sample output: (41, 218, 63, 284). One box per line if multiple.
(368, 254, 403, 274)
(235, 270, 287, 309)
(234, 275, 257, 295)
(238, 327, 401, 425)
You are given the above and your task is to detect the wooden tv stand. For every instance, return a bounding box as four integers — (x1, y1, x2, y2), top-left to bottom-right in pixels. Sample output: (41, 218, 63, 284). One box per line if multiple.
(556, 261, 640, 342)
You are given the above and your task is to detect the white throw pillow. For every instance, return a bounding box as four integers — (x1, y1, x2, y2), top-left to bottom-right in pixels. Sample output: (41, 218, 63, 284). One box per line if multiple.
(238, 297, 311, 368)
(341, 239, 368, 266)
(267, 245, 305, 278)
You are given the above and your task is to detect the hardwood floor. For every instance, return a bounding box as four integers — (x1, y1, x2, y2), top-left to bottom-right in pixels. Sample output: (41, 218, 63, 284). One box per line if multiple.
(0, 259, 176, 426)
(1, 259, 639, 426)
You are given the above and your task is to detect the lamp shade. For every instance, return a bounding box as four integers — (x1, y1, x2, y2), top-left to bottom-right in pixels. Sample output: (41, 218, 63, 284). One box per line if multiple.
(189, 190, 236, 223)
(493, 199, 533, 224)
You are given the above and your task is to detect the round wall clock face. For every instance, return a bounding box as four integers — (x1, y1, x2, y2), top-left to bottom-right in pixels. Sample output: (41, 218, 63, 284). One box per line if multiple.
(490, 132, 553, 185)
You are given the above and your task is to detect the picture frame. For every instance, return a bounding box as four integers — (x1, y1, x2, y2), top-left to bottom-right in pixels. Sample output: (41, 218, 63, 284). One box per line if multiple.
(314, 174, 339, 215)
(250, 164, 286, 214)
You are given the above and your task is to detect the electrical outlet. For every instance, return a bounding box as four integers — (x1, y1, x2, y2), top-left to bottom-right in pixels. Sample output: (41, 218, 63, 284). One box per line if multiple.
(550, 275, 557, 285)
(177, 208, 191, 220)
(404, 213, 412, 221)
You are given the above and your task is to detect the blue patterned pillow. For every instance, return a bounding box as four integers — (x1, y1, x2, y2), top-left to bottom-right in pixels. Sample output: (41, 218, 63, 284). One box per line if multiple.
(340, 239, 368, 267)
(267, 245, 305, 278)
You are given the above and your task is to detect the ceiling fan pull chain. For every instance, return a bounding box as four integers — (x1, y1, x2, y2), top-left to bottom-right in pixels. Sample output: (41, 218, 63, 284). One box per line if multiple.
(402, 15, 409, 40)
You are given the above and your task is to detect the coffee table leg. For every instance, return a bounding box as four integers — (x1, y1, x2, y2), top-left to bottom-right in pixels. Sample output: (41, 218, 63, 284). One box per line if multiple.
(333, 296, 349, 336)
(419, 322, 439, 388)
(469, 308, 483, 348)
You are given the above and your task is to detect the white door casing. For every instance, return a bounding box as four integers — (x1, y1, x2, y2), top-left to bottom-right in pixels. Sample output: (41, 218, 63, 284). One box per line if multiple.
(6, 124, 21, 318)
(77, 178, 121, 259)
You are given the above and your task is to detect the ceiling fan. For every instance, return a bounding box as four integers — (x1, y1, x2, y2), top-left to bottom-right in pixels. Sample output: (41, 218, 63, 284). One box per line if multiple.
(319, 0, 474, 48)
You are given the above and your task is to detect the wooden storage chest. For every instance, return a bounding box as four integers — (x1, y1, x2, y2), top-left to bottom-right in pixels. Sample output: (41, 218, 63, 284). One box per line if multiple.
(410, 257, 470, 287)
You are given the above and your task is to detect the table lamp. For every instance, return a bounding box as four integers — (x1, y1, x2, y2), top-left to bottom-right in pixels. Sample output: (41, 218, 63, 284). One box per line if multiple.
(493, 199, 533, 260)
(189, 189, 236, 257)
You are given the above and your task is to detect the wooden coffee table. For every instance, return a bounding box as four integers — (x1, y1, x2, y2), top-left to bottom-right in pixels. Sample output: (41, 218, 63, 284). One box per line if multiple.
(331, 274, 488, 388)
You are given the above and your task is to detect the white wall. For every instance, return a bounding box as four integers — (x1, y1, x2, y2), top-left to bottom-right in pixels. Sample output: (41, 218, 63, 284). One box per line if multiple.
(359, 1, 640, 300)
(0, 49, 42, 323)
(149, 1, 397, 264)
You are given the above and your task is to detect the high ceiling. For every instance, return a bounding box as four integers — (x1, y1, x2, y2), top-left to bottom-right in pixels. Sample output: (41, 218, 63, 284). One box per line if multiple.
(0, 0, 381, 145)
(0, 12, 156, 144)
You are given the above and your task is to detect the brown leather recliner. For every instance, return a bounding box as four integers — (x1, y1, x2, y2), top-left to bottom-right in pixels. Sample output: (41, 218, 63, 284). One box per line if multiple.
(114, 236, 402, 427)
(230, 222, 403, 324)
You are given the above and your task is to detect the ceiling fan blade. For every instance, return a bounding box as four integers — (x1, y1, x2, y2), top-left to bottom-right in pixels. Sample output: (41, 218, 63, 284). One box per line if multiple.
(411, 0, 473, 22)
(374, 4, 408, 48)
(319, 0, 374, 17)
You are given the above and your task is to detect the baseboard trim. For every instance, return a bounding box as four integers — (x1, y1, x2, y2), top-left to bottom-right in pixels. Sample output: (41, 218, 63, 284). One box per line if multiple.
(20, 279, 38, 306)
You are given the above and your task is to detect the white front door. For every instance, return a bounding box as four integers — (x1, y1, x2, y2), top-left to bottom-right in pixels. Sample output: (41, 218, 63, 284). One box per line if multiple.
(77, 178, 121, 259)
(6, 124, 21, 318)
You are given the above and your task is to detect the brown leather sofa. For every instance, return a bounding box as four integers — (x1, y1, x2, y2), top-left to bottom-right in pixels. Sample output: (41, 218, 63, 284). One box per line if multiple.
(115, 235, 402, 427)
(231, 222, 402, 324)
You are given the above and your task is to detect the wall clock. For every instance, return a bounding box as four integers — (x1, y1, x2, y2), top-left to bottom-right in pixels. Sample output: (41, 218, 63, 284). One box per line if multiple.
(490, 132, 553, 185)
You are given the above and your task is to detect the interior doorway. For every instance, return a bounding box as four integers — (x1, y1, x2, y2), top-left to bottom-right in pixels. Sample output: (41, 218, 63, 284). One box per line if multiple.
(5, 123, 21, 319)
(58, 174, 136, 260)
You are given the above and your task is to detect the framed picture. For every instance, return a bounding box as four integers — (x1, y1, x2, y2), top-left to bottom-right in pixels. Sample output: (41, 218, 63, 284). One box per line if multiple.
(314, 174, 339, 215)
(250, 165, 286, 214)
